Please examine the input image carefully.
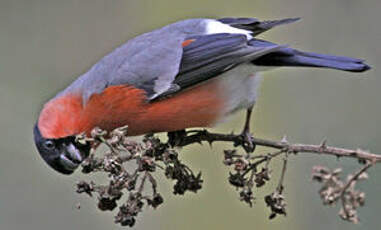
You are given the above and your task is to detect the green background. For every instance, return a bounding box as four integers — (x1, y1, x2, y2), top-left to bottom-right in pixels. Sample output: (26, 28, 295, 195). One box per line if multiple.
(1, 0, 380, 229)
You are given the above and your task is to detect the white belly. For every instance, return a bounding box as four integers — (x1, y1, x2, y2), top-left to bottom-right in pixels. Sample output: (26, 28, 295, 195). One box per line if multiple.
(218, 64, 264, 116)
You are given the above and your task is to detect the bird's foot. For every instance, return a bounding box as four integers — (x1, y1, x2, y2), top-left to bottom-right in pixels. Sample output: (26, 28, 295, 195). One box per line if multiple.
(237, 130, 256, 153)
(167, 130, 187, 147)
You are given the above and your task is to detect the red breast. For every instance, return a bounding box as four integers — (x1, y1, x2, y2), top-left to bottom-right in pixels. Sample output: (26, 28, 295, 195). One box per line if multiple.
(38, 77, 225, 139)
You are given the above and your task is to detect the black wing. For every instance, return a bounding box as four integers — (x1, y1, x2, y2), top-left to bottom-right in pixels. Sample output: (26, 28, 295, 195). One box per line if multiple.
(150, 17, 370, 101)
(149, 17, 299, 100)
(172, 33, 281, 91)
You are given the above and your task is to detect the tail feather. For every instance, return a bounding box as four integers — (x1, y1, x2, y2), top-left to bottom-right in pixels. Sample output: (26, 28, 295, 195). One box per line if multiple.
(294, 50, 365, 63)
(249, 39, 371, 72)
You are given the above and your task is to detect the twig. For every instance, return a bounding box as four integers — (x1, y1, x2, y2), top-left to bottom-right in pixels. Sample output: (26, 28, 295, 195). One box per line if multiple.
(138, 172, 148, 194)
(176, 130, 381, 162)
(242, 149, 284, 177)
(276, 152, 288, 194)
(340, 161, 373, 219)
(341, 161, 373, 193)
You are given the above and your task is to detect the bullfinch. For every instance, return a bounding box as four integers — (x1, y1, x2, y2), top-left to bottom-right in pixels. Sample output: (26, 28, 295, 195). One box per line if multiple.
(33, 17, 370, 174)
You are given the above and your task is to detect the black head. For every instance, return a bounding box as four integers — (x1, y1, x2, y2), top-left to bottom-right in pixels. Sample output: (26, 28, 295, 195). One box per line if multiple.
(33, 123, 91, 175)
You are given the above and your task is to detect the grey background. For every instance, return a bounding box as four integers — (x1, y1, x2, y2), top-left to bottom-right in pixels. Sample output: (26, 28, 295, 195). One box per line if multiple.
(1, 0, 380, 229)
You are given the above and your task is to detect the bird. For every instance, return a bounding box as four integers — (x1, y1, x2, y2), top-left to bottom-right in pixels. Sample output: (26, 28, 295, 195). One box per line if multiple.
(33, 17, 370, 175)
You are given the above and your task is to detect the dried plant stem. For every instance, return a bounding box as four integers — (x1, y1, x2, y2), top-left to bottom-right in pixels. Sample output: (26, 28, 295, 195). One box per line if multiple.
(76, 127, 381, 227)
(242, 149, 284, 177)
(340, 161, 373, 218)
(176, 130, 381, 163)
(341, 162, 373, 194)
(276, 153, 288, 194)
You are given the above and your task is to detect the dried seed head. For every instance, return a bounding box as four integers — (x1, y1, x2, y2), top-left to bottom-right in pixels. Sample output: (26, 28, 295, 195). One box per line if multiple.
(264, 192, 287, 219)
(239, 189, 254, 207)
(229, 172, 246, 188)
(76, 181, 94, 197)
(91, 127, 107, 139)
(255, 168, 271, 187)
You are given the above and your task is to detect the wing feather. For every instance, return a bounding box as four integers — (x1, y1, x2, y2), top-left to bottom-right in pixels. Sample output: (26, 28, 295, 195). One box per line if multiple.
(152, 33, 282, 97)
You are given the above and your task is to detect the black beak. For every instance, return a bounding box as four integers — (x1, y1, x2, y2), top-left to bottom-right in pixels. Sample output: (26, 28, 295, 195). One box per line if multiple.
(33, 123, 90, 175)
(58, 143, 84, 172)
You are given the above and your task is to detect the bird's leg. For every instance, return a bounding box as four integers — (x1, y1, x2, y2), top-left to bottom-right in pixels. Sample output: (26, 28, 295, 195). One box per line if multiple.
(167, 129, 187, 147)
(239, 106, 256, 153)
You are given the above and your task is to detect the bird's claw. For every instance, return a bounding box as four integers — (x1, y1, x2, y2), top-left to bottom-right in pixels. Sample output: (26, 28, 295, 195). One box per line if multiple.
(167, 130, 187, 147)
(239, 131, 256, 153)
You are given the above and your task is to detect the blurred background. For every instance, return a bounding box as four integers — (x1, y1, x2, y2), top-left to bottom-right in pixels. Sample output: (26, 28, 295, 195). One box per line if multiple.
(1, 0, 380, 229)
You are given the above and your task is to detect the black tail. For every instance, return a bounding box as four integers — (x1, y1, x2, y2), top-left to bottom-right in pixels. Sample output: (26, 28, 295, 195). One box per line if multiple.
(249, 39, 371, 72)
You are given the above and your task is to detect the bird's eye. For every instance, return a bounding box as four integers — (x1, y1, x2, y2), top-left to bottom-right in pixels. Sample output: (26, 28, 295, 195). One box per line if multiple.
(44, 140, 55, 150)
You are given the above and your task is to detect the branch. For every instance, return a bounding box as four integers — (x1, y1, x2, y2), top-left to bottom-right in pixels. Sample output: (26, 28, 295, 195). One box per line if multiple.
(176, 129, 381, 163)
(74, 127, 381, 227)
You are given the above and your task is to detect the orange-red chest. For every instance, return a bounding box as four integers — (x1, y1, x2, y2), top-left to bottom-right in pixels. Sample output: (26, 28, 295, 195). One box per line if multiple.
(38, 78, 225, 138)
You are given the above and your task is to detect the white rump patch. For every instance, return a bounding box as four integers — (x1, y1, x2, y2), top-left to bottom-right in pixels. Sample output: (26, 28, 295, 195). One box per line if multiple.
(206, 20, 253, 39)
